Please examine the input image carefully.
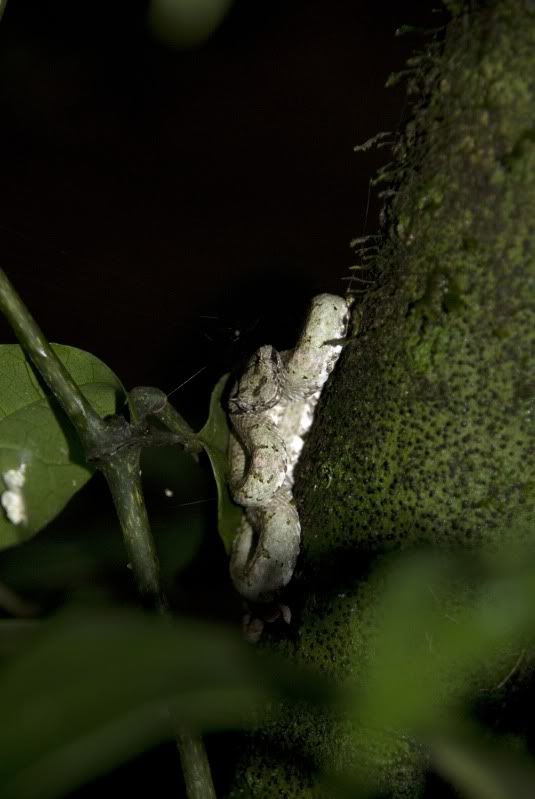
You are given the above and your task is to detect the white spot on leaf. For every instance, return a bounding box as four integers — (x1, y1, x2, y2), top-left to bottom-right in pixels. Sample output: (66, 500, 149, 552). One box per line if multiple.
(1, 464, 28, 525)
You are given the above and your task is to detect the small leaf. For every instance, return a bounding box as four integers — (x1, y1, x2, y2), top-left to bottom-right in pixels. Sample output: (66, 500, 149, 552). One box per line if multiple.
(0, 344, 125, 551)
(197, 373, 242, 553)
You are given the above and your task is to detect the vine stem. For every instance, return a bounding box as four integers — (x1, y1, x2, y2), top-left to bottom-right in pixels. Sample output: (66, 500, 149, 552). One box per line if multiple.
(0, 267, 217, 799)
(0, 270, 108, 445)
(99, 448, 164, 605)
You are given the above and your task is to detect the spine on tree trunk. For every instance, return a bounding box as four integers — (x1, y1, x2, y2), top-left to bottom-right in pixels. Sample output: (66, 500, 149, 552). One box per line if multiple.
(228, 1, 535, 796)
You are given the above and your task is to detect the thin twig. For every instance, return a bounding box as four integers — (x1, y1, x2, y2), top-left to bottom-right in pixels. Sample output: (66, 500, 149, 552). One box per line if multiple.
(129, 386, 203, 454)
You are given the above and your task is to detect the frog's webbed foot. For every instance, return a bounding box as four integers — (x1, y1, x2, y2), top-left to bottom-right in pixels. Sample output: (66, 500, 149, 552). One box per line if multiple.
(242, 601, 292, 644)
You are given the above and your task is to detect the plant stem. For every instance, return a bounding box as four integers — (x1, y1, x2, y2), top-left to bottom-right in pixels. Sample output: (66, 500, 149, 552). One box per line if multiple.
(100, 451, 217, 798)
(129, 386, 203, 454)
(100, 448, 164, 604)
(0, 268, 107, 446)
(0, 267, 218, 798)
(176, 729, 217, 799)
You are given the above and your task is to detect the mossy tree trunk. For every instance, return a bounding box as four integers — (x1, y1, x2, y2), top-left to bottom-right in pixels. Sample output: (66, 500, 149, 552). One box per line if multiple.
(229, 2, 535, 796)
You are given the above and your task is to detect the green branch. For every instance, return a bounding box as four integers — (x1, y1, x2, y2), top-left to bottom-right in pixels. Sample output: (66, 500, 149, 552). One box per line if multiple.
(99, 448, 163, 604)
(0, 267, 217, 799)
(129, 386, 203, 455)
(177, 730, 217, 799)
(0, 269, 107, 446)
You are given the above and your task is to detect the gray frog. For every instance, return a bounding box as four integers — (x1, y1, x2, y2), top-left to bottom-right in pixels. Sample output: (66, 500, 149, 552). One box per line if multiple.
(228, 294, 349, 638)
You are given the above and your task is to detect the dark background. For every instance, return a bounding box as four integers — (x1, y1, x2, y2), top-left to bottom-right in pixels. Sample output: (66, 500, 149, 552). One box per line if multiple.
(0, 3, 444, 795)
(0, 0, 441, 425)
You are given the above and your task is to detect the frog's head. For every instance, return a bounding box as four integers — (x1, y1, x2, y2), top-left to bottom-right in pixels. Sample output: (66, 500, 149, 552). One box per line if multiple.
(229, 345, 283, 414)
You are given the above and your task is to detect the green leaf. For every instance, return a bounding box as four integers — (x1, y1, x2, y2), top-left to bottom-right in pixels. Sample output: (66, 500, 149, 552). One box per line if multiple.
(0, 344, 125, 551)
(431, 736, 535, 799)
(0, 620, 39, 657)
(197, 373, 242, 553)
(0, 604, 269, 799)
(148, 0, 233, 48)
(355, 550, 535, 738)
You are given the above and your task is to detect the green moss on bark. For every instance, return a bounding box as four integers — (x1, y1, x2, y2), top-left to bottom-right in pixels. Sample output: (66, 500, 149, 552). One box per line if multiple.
(228, 1, 535, 796)
(300, 7, 535, 566)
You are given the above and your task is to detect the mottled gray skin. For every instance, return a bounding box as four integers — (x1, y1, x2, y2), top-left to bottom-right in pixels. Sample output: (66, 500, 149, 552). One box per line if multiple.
(228, 346, 288, 508)
(228, 294, 349, 604)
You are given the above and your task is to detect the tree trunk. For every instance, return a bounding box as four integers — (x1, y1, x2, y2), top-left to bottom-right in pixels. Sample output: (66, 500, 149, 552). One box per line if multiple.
(229, 2, 535, 796)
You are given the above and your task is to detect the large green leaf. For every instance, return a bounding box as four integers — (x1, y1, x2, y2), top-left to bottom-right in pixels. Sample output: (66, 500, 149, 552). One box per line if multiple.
(0, 604, 269, 799)
(197, 373, 242, 553)
(0, 344, 125, 550)
(355, 549, 535, 738)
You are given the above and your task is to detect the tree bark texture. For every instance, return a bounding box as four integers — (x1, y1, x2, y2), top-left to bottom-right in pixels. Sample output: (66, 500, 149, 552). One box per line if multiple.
(229, 2, 535, 796)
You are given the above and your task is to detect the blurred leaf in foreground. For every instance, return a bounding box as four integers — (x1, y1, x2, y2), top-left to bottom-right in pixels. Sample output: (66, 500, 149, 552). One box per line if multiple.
(0, 620, 38, 657)
(0, 345, 125, 551)
(357, 549, 535, 735)
(431, 735, 535, 799)
(349, 545, 535, 792)
(148, 0, 234, 48)
(0, 604, 273, 799)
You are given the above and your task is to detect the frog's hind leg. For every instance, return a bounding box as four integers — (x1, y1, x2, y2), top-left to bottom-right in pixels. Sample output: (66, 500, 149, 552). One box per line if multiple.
(229, 490, 300, 604)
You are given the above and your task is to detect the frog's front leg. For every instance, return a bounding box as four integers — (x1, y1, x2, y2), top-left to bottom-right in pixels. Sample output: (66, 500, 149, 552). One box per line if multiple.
(228, 412, 287, 507)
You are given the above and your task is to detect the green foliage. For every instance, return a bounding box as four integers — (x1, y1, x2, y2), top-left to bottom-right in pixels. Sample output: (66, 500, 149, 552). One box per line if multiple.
(431, 736, 535, 799)
(3, 542, 535, 799)
(0, 603, 271, 799)
(350, 547, 535, 799)
(356, 550, 533, 736)
(198, 373, 242, 554)
(0, 345, 125, 551)
(227, 545, 535, 799)
(354, 549, 534, 736)
(2, 3, 535, 796)
(0, 449, 206, 597)
(147, 0, 233, 48)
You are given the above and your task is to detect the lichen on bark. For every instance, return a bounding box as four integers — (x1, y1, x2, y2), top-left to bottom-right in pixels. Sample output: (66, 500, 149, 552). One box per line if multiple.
(228, 1, 535, 796)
